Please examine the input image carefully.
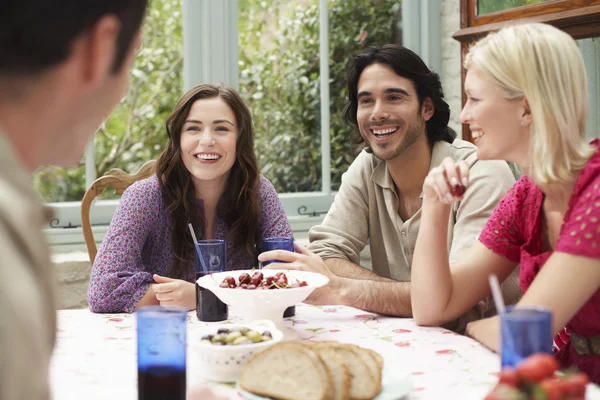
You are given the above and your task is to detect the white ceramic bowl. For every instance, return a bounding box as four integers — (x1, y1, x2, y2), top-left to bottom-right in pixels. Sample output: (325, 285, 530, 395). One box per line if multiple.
(190, 320, 283, 382)
(197, 269, 329, 339)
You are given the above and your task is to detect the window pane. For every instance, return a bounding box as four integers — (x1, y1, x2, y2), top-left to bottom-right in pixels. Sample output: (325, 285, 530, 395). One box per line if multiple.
(239, 0, 321, 193)
(238, 0, 401, 193)
(33, 0, 183, 203)
(578, 37, 600, 139)
(33, 164, 85, 203)
(93, 0, 183, 199)
(328, 0, 401, 190)
(477, 0, 550, 15)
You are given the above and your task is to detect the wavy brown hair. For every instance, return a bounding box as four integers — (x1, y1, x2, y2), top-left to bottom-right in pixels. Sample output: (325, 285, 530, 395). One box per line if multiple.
(156, 84, 261, 278)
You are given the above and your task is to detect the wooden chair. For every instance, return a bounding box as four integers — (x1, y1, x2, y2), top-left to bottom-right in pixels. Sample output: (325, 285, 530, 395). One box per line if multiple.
(81, 160, 156, 264)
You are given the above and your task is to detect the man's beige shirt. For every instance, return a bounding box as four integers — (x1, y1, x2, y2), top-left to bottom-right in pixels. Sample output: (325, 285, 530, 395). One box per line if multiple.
(309, 139, 522, 328)
(0, 132, 56, 399)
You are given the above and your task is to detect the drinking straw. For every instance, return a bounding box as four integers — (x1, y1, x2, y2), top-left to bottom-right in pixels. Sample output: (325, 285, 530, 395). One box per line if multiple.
(488, 274, 506, 314)
(489, 273, 517, 359)
(188, 223, 208, 274)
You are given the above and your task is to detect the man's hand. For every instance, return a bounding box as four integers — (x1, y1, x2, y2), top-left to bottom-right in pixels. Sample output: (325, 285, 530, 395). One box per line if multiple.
(258, 242, 344, 306)
(152, 274, 196, 310)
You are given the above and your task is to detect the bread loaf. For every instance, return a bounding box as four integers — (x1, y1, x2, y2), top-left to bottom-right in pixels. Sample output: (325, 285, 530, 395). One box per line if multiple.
(240, 341, 384, 400)
(239, 342, 334, 400)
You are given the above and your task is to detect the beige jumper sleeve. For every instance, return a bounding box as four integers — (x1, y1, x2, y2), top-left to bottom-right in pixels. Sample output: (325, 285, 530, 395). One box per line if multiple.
(308, 153, 371, 264)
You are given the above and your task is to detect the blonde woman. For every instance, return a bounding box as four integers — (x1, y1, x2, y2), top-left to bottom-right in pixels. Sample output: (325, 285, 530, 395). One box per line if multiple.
(410, 23, 600, 382)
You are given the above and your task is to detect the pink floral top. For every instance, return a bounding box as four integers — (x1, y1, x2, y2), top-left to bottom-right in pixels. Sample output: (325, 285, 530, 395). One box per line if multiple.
(479, 139, 600, 383)
(88, 175, 292, 314)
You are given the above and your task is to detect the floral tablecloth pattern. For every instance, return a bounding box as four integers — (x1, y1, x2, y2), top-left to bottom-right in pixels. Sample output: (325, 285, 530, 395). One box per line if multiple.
(51, 305, 600, 400)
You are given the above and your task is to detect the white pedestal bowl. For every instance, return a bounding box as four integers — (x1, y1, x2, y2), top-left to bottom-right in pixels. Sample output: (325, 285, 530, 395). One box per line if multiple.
(196, 269, 329, 340)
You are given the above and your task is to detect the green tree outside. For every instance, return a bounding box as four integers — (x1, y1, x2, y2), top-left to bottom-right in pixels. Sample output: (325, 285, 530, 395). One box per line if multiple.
(477, 0, 549, 15)
(34, 0, 401, 201)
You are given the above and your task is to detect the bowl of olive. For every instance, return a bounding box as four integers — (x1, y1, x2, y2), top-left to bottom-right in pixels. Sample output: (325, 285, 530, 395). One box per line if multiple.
(190, 320, 283, 382)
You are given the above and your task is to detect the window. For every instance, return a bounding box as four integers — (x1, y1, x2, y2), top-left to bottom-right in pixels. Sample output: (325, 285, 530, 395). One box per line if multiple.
(238, 0, 401, 196)
(579, 37, 600, 139)
(46, 0, 428, 249)
(42, 0, 183, 247)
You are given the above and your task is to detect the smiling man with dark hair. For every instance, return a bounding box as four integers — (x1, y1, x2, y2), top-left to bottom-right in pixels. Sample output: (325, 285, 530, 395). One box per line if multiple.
(259, 45, 521, 332)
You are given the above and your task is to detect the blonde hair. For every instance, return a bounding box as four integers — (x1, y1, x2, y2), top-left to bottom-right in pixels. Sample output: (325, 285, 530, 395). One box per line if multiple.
(465, 23, 594, 188)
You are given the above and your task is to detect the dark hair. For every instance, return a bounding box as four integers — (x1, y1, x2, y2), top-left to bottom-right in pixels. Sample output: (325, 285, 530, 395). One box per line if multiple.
(344, 44, 456, 150)
(0, 1, 148, 77)
(156, 84, 261, 278)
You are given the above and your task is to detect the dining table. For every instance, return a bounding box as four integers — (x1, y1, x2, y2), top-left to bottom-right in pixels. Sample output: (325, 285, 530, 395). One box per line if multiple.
(51, 304, 600, 400)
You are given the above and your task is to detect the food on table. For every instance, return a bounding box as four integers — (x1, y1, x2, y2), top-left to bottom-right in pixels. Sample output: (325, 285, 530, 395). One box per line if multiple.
(218, 271, 308, 290)
(309, 347, 350, 400)
(240, 342, 334, 400)
(485, 353, 589, 400)
(240, 341, 384, 400)
(311, 342, 382, 400)
(200, 326, 273, 346)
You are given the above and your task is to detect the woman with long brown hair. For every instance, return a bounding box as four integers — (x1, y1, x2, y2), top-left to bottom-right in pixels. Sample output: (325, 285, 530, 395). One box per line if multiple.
(87, 84, 292, 312)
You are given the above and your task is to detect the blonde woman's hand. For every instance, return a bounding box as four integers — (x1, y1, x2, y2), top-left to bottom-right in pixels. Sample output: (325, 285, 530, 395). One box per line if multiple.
(422, 156, 472, 205)
(152, 274, 196, 310)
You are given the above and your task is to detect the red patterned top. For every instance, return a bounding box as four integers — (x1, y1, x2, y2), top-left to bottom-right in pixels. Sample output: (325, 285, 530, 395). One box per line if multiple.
(479, 139, 600, 383)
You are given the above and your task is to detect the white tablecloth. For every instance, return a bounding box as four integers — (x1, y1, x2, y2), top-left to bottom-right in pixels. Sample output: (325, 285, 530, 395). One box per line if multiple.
(50, 304, 600, 399)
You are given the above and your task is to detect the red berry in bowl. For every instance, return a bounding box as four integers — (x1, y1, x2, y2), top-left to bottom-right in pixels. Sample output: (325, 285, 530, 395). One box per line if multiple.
(239, 273, 251, 285)
(224, 276, 236, 286)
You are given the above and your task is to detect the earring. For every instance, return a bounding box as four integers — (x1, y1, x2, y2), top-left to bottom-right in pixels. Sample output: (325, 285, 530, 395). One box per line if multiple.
(520, 120, 526, 127)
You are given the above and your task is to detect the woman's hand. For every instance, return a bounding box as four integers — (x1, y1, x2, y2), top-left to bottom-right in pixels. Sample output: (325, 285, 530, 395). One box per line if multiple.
(466, 316, 500, 353)
(152, 274, 196, 310)
(423, 156, 472, 205)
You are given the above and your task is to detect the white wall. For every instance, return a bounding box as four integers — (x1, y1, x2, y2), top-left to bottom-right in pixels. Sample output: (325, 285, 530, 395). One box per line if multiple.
(440, 0, 462, 136)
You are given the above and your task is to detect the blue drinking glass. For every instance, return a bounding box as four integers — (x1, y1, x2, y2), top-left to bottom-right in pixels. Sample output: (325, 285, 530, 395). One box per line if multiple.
(195, 239, 228, 322)
(260, 237, 294, 266)
(500, 306, 553, 368)
(260, 237, 295, 317)
(137, 306, 187, 400)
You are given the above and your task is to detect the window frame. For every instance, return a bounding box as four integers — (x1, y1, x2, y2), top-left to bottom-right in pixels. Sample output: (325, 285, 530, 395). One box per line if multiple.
(455, 0, 600, 141)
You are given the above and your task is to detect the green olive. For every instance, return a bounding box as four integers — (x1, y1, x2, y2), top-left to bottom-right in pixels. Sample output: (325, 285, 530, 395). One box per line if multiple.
(225, 331, 242, 343)
(233, 336, 252, 345)
(211, 334, 226, 343)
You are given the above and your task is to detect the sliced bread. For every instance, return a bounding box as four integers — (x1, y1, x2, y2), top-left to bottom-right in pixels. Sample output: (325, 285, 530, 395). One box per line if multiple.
(240, 342, 334, 400)
(309, 345, 351, 400)
(344, 344, 382, 397)
(311, 342, 379, 400)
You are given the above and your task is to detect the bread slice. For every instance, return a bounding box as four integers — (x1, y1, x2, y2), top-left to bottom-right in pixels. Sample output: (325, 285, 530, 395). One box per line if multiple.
(345, 345, 382, 397)
(362, 348, 384, 370)
(311, 342, 379, 400)
(309, 345, 351, 400)
(240, 342, 334, 400)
